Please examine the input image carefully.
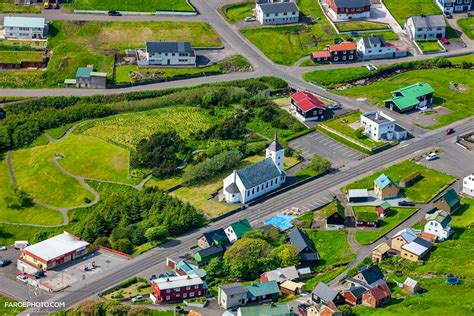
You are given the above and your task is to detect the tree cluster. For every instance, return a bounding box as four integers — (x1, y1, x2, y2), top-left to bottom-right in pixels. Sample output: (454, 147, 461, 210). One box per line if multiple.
(308, 154, 331, 174)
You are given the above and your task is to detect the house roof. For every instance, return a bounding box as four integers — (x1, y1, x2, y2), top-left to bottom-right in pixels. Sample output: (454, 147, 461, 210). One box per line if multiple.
(4, 16, 45, 28)
(393, 228, 417, 243)
(236, 158, 283, 189)
(315, 202, 345, 220)
(401, 240, 429, 256)
(345, 286, 366, 299)
(175, 260, 206, 278)
(90, 71, 107, 77)
(366, 281, 391, 300)
(403, 277, 419, 288)
(328, 41, 357, 52)
(258, 1, 299, 14)
(354, 210, 378, 222)
(262, 266, 299, 283)
(288, 227, 317, 254)
(377, 201, 391, 210)
(225, 182, 240, 194)
(280, 280, 305, 291)
(361, 35, 386, 49)
(229, 219, 252, 238)
(348, 189, 368, 198)
(332, 0, 371, 8)
(153, 274, 204, 290)
(373, 242, 390, 254)
(202, 228, 228, 244)
(413, 237, 433, 249)
(408, 15, 445, 28)
(76, 67, 92, 78)
(238, 303, 290, 316)
(311, 50, 331, 59)
(425, 210, 451, 228)
(146, 41, 193, 53)
(438, 188, 460, 207)
(23, 232, 89, 262)
(245, 281, 280, 298)
(374, 173, 397, 190)
(195, 245, 223, 258)
(312, 282, 339, 302)
(356, 265, 384, 285)
(386, 82, 434, 110)
(220, 283, 248, 296)
(291, 91, 326, 112)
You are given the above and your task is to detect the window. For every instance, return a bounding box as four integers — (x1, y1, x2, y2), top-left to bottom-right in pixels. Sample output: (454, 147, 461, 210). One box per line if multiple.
(166, 289, 170, 293)
(190, 292, 195, 297)
(166, 296, 170, 300)
(186, 286, 191, 290)
(256, 186, 259, 193)
(183, 293, 187, 298)
(194, 285, 199, 289)
(334, 57, 339, 61)
(252, 188, 255, 194)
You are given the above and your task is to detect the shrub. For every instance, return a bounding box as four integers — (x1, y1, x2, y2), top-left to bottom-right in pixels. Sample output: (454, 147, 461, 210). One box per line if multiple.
(113, 238, 134, 254)
(308, 154, 331, 174)
(144, 226, 168, 242)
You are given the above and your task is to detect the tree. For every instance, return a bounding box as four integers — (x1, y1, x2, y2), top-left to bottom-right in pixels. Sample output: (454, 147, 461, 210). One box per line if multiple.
(92, 236, 111, 248)
(224, 238, 273, 279)
(275, 244, 300, 267)
(206, 257, 229, 285)
(130, 226, 146, 246)
(308, 154, 331, 174)
(113, 238, 134, 254)
(145, 226, 168, 242)
(32, 231, 49, 243)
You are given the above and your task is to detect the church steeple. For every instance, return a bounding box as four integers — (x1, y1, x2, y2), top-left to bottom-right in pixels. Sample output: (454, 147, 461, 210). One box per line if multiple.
(266, 130, 284, 171)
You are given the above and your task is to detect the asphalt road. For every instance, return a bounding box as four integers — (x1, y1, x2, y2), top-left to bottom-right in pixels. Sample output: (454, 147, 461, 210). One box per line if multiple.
(16, 117, 472, 314)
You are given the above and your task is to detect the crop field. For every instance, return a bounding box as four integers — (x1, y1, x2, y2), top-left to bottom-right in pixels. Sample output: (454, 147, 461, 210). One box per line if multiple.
(383, 0, 442, 26)
(0, 0, 41, 13)
(12, 134, 135, 208)
(80, 107, 219, 149)
(70, 0, 194, 12)
(345, 160, 455, 203)
(337, 68, 474, 129)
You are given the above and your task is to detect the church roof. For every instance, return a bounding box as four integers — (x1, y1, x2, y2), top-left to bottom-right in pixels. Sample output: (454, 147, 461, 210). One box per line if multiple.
(237, 158, 283, 189)
(267, 132, 283, 152)
(225, 182, 240, 194)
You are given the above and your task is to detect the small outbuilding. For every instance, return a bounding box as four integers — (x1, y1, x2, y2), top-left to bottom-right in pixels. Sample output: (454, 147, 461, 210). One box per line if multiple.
(403, 277, 420, 295)
(375, 201, 391, 218)
(348, 189, 369, 203)
(279, 280, 305, 296)
(372, 242, 390, 263)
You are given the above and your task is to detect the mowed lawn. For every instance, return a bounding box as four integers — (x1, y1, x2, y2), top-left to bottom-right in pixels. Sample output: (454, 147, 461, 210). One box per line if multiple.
(337, 68, 474, 129)
(0, 0, 41, 13)
(72, 0, 193, 12)
(0, 50, 43, 63)
(354, 199, 474, 315)
(222, 1, 254, 23)
(304, 66, 370, 88)
(458, 16, 474, 40)
(416, 40, 443, 53)
(80, 107, 219, 149)
(0, 157, 63, 225)
(354, 207, 417, 245)
(0, 20, 221, 88)
(335, 21, 390, 32)
(12, 134, 136, 208)
(345, 160, 455, 203)
(383, 0, 442, 26)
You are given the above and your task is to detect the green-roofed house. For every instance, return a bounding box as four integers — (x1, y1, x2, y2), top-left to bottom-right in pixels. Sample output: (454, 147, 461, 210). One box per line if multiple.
(433, 188, 461, 214)
(375, 201, 391, 218)
(237, 303, 295, 316)
(424, 210, 452, 241)
(245, 281, 280, 304)
(384, 82, 434, 113)
(313, 201, 345, 230)
(64, 66, 107, 89)
(354, 208, 379, 228)
(225, 219, 252, 243)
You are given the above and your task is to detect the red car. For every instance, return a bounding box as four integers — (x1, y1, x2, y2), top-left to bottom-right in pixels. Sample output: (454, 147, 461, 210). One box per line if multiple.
(445, 128, 455, 135)
(440, 38, 450, 45)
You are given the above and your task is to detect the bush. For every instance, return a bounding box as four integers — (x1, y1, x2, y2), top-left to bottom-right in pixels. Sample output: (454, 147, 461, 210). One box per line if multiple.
(144, 226, 168, 242)
(308, 154, 331, 174)
(113, 238, 134, 254)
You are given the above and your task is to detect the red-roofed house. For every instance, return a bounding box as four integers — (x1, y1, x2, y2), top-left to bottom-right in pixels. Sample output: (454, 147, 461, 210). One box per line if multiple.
(327, 0, 371, 21)
(362, 281, 391, 308)
(290, 91, 327, 122)
(311, 50, 331, 63)
(311, 41, 357, 63)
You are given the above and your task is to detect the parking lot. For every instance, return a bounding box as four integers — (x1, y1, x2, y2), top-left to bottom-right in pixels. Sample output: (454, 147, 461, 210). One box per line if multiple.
(288, 131, 366, 168)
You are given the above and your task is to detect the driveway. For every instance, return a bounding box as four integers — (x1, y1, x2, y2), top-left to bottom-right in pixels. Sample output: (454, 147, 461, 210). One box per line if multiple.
(288, 131, 366, 168)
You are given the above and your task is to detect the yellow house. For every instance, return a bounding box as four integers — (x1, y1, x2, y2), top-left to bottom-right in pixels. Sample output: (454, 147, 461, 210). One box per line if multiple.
(374, 173, 399, 199)
(390, 228, 417, 252)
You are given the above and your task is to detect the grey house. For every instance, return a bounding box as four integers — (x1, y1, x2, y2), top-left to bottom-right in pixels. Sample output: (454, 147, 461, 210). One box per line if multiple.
(405, 15, 446, 40)
(287, 227, 319, 265)
(64, 67, 107, 89)
(311, 282, 345, 306)
(4, 16, 48, 40)
(254, 0, 300, 25)
(138, 41, 196, 66)
(218, 283, 248, 310)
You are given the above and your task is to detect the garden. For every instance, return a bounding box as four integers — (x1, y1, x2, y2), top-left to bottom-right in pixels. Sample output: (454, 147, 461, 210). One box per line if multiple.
(382, 0, 442, 26)
(65, 0, 194, 12)
(458, 16, 474, 40)
(416, 40, 444, 53)
(0, 50, 44, 64)
(335, 21, 390, 33)
(344, 160, 455, 203)
(221, 1, 254, 23)
(0, 0, 41, 13)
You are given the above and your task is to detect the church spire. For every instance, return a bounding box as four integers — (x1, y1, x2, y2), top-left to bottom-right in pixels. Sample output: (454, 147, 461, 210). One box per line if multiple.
(267, 130, 282, 152)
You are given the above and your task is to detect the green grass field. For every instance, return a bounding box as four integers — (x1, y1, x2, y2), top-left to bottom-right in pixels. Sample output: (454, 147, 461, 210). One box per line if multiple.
(354, 207, 417, 245)
(0, 20, 221, 88)
(335, 21, 390, 32)
(221, 1, 254, 23)
(0, 50, 43, 63)
(383, 0, 442, 26)
(71, 0, 193, 12)
(345, 160, 455, 203)
(337, 68, 474, 129)
(417, 40, 443, 53)
(0, 294, 24, 315)
(304, 66, 370, 88)
(0, 0, 41, 13)
(321, 111, 385, 148)
(354, 198, 474, 315)
(458, 16, 474, 40)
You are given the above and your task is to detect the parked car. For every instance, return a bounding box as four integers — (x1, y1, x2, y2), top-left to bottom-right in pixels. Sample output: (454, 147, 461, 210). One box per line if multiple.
(165, 271, 176, 277)
(244, 17, 256, 22)
(14, 241, 29, 250)
(398, 200, 415, 207)
(108, 10, 122, 16)
(149, 274, 157, 283)
(445, 13, 453, 19)
(440, 38, 450, 45)
(32, 271, 45, 279)
(366, 63, 377, 71)
(0, 246, 6, 251)
(297, 303, 309, 316)
(425, 153, 438, 161)
(445, 128, 455, 135)
(0, 259, 11, 267)
(16, 275, 28, 283)
(328, 103, 342, 110)
(131, 296, 144, 303)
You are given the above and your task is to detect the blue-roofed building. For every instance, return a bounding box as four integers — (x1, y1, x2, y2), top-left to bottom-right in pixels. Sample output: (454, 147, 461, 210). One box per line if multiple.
(65, 66, 107, 89)
(265, 214, 295, 231)
(374, 173, 399, 200)
(224, 133, 286, 204)
(4, 16, 48, 40)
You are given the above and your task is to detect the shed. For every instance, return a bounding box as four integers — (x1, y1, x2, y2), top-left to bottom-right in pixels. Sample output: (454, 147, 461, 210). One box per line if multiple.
(375, 201, 391, 218)
(348, 189, 368, 203)
(372, 242, 390, 263)
(279, 280, 305, 295)
(403, 277, 420, 295)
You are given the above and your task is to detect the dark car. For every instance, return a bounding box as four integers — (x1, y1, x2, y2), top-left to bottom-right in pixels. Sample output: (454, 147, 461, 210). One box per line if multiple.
(32, 271, 45, 278)
(108, 10, 122, 16)
(398, 200, 415, 207)
(297, 303, 309, 316)
(445, 128, 455, 135)
(445, 13, 453, 19)
(0, 259, 11, 267)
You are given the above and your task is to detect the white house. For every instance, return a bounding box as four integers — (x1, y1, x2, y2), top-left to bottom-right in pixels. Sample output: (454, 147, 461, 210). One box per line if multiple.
(405, 15, 446, 40)
(254, 0, 299, 25)
(3, 16, 48, 40)
(223, 134, 286, 204)
(360, 111, 407, 141)
(424, 210, 452, 241)
(137, 41, 196, 67)
(357, 35, 408, 61)
(463, 173, 474, 197)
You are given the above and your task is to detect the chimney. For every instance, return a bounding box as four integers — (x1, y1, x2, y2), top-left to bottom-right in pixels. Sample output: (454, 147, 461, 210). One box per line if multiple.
(375, 112, 379, 120)
(166, 278, 170, 282)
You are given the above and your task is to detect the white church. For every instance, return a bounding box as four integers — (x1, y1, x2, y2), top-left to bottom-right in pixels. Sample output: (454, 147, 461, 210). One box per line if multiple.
(223, 134, 286, 204)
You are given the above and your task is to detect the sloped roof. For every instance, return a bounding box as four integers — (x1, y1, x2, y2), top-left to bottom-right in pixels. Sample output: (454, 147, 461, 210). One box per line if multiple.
(348, 189, 368, 198)
(377, 201, 391, 210)
(366, 281, 391, 300)
(361, 35, 386, 49)
(333, 0, 371, 8)
(195, 245, 223, 258)
(357, 265, 384, 285)
(236, 158, 283, 189)
(288, 227, 317, 253)
(314, 202, 345, 220)
(291, 91, 326, 112)
(4, 16, 45, 28)
(374, 173, 397, 190)
(439, 188, 460, 207)
(373, 242, 390, 254)
(312, 282, 339, 302)
(202, 228, 229, 245)
(328, 41, 357, 52)
(280, 280, 305, 291)
(393, 228, 417, 243)
(345, 286, 366, 299)
(246, 281, 280, 298)
(262, 266, 299, 283)
(311, 50, 331, 59)
(76, 67, 92, 78)
(408, 15, 445, 28)
(403, 277, 419, 288)
(23, 232, 89, 261)
(238, 303, 290, 316)
(229, 219, 252, 238)
(258, 1, 299, 14)
(225, 182, 240, 194)
(146, 41, 193, 53)
(267, 133, 283, 152)
(386, 82, 434, 110)
(220, 283, 248, 296)
(425, 210, 451, 228)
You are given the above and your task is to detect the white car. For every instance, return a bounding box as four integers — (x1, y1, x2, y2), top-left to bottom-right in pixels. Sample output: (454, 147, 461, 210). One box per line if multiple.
(16, 275, 28, 283)
(425, 153, 438, 161)
(131, 296, 144, 303)
(244, 17, 256, 22)
(0, 246, 7, 251)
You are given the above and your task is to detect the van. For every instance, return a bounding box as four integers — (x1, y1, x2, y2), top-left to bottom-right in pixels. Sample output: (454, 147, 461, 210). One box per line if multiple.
(14, 241, 29, 250)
